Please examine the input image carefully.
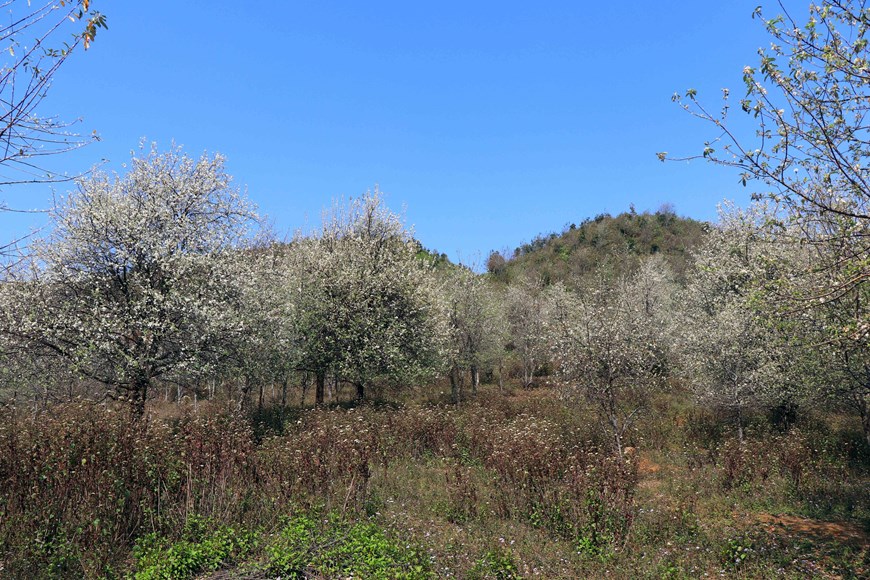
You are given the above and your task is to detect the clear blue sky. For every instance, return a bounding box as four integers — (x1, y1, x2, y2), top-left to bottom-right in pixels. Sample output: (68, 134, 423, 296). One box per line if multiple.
(3, 1, 809, 263)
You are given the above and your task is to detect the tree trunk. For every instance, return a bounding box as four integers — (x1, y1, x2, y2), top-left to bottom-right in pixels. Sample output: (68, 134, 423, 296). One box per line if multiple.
(604, 385, 623, 457)
(281, 377, 288, 412)
(610, 414, 624, 457)
(238, 378, 251, 412)
(315, 371, 325, 407)
(523, 356, 534, 389)
(450, 366, 461, 404)
(356, 382, 365, 401)
(329, 374, 339, 404)
(736, 407, 745, 444)
(130, 374, 149, 419)
(470, 365, 479, 396)
(258, 383, 264, 411)
(858, 394, 870, 448)
(300, 372, 309, 407)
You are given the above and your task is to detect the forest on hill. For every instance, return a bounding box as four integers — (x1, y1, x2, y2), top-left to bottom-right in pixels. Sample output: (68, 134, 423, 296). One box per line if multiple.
(0, 1, 868, 578)
(487, 208, 709, 285)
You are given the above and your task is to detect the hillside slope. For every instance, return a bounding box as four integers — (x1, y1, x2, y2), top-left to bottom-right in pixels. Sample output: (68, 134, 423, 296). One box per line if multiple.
(488, 209, 709, 285)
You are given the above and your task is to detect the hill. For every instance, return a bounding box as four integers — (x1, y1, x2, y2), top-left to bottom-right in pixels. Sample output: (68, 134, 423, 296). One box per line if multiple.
(488, 208, 709, 285)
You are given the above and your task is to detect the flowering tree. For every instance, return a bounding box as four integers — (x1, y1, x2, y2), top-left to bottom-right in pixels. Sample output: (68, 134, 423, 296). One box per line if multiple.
(676, 203, 804, 441)
(216, 240, 299, 410)
(0, 145, 257, 416)
(288, 190, 449, 403)
(664, 1, 868, 416)
(504, 276, 549, 389)
(443, 264, 505, 402)
(547, 258, 674, 455)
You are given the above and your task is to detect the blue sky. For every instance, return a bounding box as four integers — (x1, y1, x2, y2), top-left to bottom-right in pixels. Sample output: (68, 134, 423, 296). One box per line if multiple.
(2, 1, 808, 263)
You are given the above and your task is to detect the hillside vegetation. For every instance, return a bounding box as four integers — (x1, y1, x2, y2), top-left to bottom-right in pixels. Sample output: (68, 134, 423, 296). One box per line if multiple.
(488, 208, 708, 285)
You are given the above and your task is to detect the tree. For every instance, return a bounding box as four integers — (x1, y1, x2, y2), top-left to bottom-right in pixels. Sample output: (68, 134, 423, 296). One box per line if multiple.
(678, 295, 783, 443)
(664, 0, 868, 400)
(443, 264, 504, 402)
(486, 250, 507, 276)
(503, 276, 549, 389)
(0, 145, 257, 416)
(547, 257, 674, 455)
(0, 2, 106, 207)
(215, 240, 299, 411)
(288, 190, 449, 403)
(676, 203, 810, 441)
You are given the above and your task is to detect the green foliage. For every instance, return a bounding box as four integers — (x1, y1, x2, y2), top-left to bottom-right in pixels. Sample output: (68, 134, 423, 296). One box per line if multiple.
(720, 535, 754, 569)
(468, 547, 521, 579)
(414, 241, 453, 270)
(131, 519, 256, 580)
(264, 514, 432, 579)
(500, 209, 707, 286)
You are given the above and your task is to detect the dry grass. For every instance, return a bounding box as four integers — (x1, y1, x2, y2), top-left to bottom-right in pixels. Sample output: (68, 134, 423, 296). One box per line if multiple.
(0, 385, 867, 578)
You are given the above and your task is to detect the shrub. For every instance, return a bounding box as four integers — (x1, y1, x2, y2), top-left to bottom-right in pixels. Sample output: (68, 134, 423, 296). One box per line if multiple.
(264, 514, 432, 579)
(131, 518, 256, 580)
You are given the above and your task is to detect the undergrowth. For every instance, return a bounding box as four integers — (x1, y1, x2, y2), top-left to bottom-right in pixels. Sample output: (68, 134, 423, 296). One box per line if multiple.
(0, 386, 866, 578)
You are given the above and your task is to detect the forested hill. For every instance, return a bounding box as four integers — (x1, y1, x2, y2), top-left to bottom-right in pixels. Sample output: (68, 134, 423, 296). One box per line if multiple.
(487, 208, 709, 285)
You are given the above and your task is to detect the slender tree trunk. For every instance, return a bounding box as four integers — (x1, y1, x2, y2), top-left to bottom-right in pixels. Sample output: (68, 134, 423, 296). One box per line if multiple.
(329, 374, 338, 404)
(315, 371, 325, 407)
(523, 355, 535, 389)
(300, 373, 309, 407)
(736, 407, 744, 444)
(610, 415, 624, 457)
(238, 378, 251, 412)
(281, 377, 288, 412)
(470, 365, 479, 396)
(450, 366, 461, 404)
(605, 384, 623, 456)
(858, 394, 870, 448)
(258, 383, 264, 411)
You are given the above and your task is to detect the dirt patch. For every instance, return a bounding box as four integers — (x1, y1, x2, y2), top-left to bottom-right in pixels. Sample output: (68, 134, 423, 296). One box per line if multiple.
(754, 513, 869, 547)
(638, 456, 661, 476)
(634, 453, 663, 492)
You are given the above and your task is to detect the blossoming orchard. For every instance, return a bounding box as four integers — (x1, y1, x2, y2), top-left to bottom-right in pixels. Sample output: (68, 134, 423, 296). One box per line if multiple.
(0, 1, 867, 577)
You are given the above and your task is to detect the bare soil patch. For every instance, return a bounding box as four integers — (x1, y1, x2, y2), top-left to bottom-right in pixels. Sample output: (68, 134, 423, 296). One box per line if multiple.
(754, 513, 869, 547)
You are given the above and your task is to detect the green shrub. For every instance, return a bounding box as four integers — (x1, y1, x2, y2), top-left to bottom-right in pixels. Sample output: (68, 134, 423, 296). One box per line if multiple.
(131, 519, 256, 580)
(264, 514, 432, 579)
(468, 547, 521, 579)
